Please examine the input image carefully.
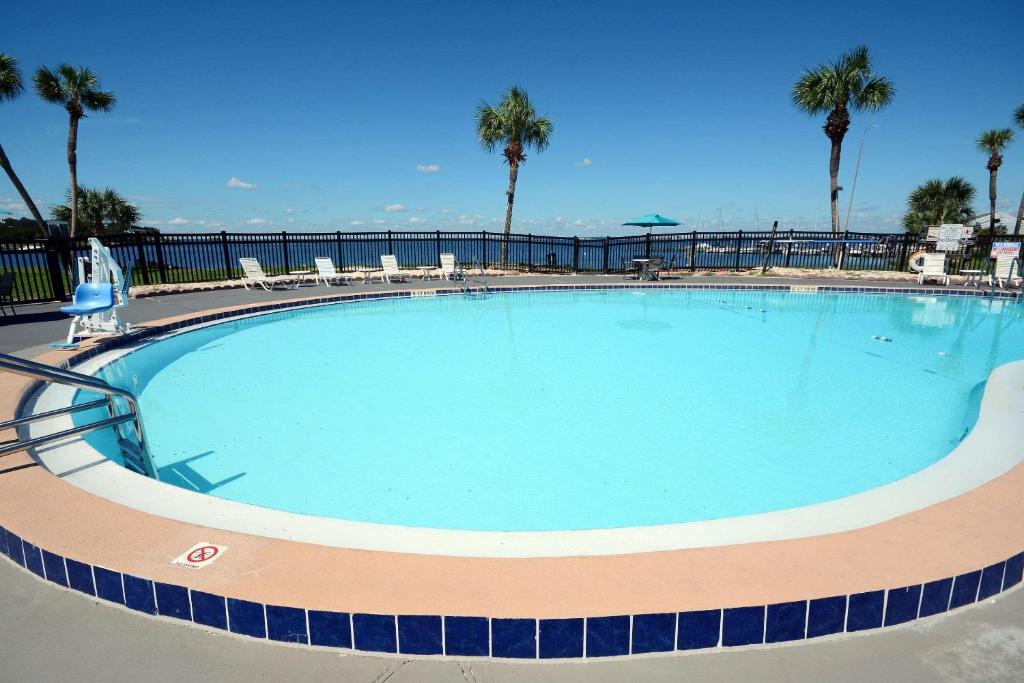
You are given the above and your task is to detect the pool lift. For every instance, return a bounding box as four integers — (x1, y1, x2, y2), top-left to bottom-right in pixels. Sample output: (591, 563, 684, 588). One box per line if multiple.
(51, 238, 134, 350)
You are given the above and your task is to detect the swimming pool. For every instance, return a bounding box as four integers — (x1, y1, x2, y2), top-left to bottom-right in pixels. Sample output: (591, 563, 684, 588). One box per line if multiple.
(70, 288, 1024, 532)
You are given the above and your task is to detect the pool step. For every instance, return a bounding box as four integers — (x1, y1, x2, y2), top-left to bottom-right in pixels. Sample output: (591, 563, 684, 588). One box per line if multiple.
(117, 438, 149, 476)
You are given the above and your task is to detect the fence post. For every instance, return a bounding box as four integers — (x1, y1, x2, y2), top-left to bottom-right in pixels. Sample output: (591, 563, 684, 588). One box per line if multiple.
(43, 236, 68, 301)
(784, 229, 794, 267)
(435, 230, 441, 267)
(527, 234, 533, 271)
(153, 232, 168, 283)
(280, 231, 290, 274)
(603, 237, 610, 273)
(897, 233, 910, 271)
(573, 237, 580, 273)
(220, 231, 233, 279)
(481, 231, 487, 265)
(734, 230, 743, 270)
(336, 231, 344, 270)
(689, 231, 697, 271)
(134, 233, 151, 285)
(644, 232, 652, 258)
(387, 230, 394, 254)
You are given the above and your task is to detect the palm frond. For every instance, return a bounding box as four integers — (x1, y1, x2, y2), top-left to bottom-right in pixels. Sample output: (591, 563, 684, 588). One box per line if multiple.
(792, 46, 894, 115)
(976, 128, 1015, 154)
(50, 185, 140, 232)
(33, 63, 115, 112)
(32, 66, 69, 105)
(81, 89, 116, 112)
(0, 53, 24, 101)
(905, 176, 976, 229)
(1015, 104, 1024, 129)
(474, 86, 553, 161)
(855, 76, 895, 111)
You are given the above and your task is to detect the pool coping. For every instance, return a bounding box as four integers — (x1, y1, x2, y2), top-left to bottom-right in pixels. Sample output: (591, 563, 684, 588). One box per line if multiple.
(1, 281, 1023, 659)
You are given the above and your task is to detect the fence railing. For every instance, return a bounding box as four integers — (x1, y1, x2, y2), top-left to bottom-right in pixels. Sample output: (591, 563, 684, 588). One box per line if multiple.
(1, 229, 1021, 304)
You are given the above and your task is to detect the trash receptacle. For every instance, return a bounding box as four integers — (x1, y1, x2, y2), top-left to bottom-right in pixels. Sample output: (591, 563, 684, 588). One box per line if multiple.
(547, 252, 557, 267)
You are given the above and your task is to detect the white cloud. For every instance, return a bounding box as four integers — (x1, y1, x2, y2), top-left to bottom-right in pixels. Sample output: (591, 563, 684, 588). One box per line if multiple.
(439, 208, 450, 214)
(575, 158, 593, 167)
(384, 203, 406, 212)
(168, 217, 189, 225)
(227, 176, 257, 190)
(245, 217, 268, 225)
(373, 219, 386, 225)
(408, 216, 425, 224)
(350, 220, 364, 226)
(416, 164, 441, 173)
(284, 208, 294, 214)
(287, 218, 295, 224)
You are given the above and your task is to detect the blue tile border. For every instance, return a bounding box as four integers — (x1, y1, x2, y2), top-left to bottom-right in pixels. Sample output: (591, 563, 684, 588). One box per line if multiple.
(0, 534, 1023, 658)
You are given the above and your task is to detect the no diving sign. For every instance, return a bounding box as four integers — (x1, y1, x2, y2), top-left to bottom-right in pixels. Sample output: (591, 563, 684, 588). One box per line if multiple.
(172, 542, 228, 570)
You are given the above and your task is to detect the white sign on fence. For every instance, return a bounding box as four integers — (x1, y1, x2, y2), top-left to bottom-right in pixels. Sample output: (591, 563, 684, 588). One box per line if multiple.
(936, 224, 968, 252)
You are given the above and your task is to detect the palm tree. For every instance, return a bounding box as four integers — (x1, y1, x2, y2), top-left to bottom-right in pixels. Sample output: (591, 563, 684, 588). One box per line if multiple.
(475, 86, 553, 266)
(1013, 104, 1024, 235)
(0, 54, 47, 235)
(51, 186, 140, 235)
(976, 128, 1015, 234)
(33, 65, 115, 237)
(792, 46, 895, 235)
(901, 177, 976, 234)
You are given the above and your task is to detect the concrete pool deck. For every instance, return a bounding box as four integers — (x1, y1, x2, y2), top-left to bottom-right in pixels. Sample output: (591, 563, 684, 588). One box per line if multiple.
(1, 274, 1023, 679)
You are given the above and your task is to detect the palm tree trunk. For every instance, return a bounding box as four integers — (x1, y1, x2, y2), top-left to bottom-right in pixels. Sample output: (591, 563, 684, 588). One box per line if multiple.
(989, 168, 997, 233)
(1013, 189, 1023, 236)
(67, 112, 80, 238)
(501, 161, 519, 268)
(828, 137, 842, 235)
(0, 142, 48, 235)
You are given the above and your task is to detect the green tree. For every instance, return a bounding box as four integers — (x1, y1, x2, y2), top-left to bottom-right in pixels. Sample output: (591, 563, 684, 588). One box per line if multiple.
(475, 86, 553, 266)
(1013, 104, 1024, 235)
(901, 177, 976, 234)
(51, 186, 141, 235)
(0, 54, 47, 235)
(792, 46, 895, 235)
(976, 128, 1015, 234)
(33, 64, 115, 237)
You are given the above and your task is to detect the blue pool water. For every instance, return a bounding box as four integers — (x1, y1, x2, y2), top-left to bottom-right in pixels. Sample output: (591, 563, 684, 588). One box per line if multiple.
(74, 290, 1024, 531)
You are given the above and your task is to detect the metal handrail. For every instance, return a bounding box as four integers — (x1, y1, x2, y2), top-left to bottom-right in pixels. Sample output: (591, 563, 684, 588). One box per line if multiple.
(0, 351, 157, 478)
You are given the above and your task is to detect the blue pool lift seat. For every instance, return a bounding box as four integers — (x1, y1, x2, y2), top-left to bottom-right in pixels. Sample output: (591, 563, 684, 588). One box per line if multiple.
(60, 282, 116, 316)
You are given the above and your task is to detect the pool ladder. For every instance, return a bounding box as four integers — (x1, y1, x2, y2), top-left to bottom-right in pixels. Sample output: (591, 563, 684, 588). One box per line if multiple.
(0, 351, 158, 479)
(457, 260, 490, 296)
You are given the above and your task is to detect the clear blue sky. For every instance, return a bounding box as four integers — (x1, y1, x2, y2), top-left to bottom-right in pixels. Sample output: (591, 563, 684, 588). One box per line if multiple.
(2, 0, 1022, 234)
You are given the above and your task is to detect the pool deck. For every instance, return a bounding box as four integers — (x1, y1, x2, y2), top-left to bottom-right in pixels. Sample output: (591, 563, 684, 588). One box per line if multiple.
(1, 274, 1023, 680)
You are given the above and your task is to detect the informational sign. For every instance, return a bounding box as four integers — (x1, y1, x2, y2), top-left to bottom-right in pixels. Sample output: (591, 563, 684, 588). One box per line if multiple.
(990, 242, 1021, 259)
(171, 542, 228, 570)
(936, 224, 968, 252)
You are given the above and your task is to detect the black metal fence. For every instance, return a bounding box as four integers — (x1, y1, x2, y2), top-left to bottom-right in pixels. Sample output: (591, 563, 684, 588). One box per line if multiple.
(1, 229, 1022, 304)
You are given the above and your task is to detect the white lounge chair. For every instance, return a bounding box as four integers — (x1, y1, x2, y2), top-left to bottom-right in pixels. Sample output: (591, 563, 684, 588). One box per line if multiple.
(378, 255, 410, 283)
(314, 257, 357, 286)
(440, 253, 464, 281)
(238, 257, 295, 291)
(917, 253, 949, 286)
(988, 255, 1022, 288)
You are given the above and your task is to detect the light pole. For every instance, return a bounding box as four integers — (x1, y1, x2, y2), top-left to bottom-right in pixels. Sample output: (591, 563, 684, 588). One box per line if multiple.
(844, 124, 878, 231)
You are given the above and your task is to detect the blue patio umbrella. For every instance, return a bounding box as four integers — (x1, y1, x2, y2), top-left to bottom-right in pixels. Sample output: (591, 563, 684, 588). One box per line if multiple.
(622, 213, 680, 230)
